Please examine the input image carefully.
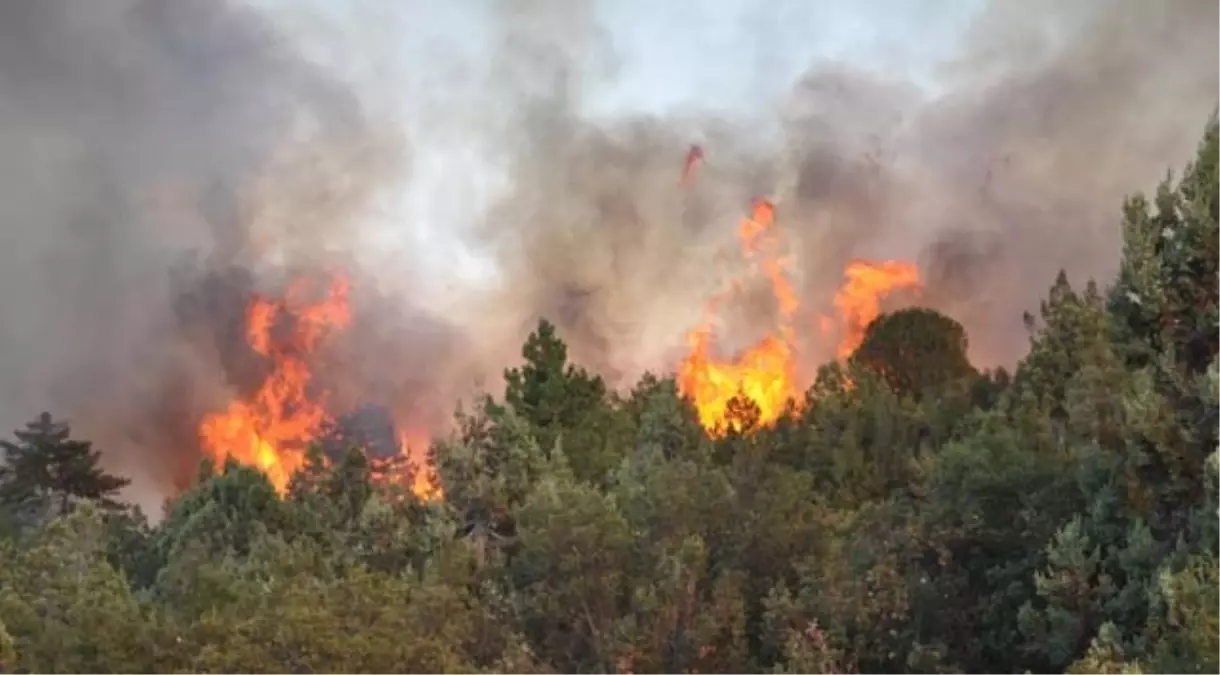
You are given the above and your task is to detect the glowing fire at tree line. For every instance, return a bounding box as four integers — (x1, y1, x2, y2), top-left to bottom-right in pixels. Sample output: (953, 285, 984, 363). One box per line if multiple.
(196, 145, 922, 496)
(675, 144, 923, 434)
(197, 274, 440, 500)
(674, 197, 923, 433)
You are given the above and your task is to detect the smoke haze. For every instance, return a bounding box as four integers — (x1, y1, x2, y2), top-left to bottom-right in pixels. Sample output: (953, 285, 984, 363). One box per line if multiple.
(460, 0, 1218, 376)
(0, 0, 408, 509)
(0, 0, 1213, 509)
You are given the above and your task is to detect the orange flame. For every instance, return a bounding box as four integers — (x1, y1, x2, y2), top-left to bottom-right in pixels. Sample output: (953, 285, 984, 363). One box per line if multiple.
(198, 273, 443, 501)
(678, 198, 801, 434)
(198, 275, 351, 494)
(827, 260, 922, 360)
(399, 432, 443, 502)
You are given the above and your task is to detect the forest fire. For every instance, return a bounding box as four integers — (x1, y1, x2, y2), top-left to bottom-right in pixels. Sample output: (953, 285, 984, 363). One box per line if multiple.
(399, 432, 443, 501)
(674, 152, 924, 434)
(678, 248, 924, 433)
(198, 275, 350, 492)
(677, 198, 801, 434)
(673, 141, 927, 434)
(197, 274, 442, 499)
(828, 260, 922, 359)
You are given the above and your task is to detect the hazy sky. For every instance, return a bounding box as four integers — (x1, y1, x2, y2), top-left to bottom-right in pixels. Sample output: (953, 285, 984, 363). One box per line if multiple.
(585, 0, 984, 116)
(245, 0, 987, 291)
(253, 0, 990, 127)
(252, 1, 986, 114)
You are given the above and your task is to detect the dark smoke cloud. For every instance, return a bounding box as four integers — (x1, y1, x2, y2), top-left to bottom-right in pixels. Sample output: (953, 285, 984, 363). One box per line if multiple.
(464, 0, 1217, 379)
(897, 0, 1220, 363)
(0, 0, 1214, 510)
(0, 0, 414, 511)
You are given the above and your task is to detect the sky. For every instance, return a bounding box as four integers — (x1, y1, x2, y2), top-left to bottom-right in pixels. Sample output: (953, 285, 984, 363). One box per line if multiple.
(584, 0, 983, 116)
(244, 0, 988, 293)
(250, 1, 986, 113)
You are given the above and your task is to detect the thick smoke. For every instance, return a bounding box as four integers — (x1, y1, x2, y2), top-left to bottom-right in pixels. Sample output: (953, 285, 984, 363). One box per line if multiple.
(458, 0, 1217, 379)
(0, 0, 420, 512)
(0, 0, 1214, 510)
(895, 0, 1219, 363)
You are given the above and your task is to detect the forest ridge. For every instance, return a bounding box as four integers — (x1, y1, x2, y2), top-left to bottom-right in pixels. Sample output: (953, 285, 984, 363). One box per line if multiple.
(0, 117, 1215, 673)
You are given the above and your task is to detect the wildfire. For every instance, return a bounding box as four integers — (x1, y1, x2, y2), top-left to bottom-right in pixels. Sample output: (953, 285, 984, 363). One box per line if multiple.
(677, 198, 801, 434)
(672, 144, 927, 434)
(400, 432, 444, 501)
(673, 206, 923, 434)
(828, 260, 922, 359)
(198, 275, 351, 493)
(197, 274, 443, 500)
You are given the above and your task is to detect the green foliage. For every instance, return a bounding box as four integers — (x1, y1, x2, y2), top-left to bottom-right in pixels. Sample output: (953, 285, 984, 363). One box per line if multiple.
(0, 505, 174, 672)
(176, 541, 479, 673)
(852, 307, 978, 402)
(0, 412, 130, 525)
(0, 620, 15, 672)
(503, 319, 632, 485)
(155, 457, 292, 562)
(768, 617, 849, 674)
(509, 473, 634, 672)
(1067, 622, 1146, 674)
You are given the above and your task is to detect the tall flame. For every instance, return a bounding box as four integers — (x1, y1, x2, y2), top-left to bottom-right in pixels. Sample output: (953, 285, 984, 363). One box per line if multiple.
(399, 431, 443, 501)
(673, 137, 923, 436)
(828, 260, 922, 359)
(198, 275, 351, 494)
(198, 274, 445, 500)
(678, 198, 801, 434)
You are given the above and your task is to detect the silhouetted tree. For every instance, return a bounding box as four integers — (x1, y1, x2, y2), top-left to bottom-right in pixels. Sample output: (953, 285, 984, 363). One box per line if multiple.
(851, 307, 977, 401)
(0, 412, 129, 520)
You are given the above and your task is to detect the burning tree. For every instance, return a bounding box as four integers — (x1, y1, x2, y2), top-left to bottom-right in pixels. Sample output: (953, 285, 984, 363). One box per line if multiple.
(197, 273, 351, 493)
(189, 269, 443, 501)
(675, 192, 924, 435)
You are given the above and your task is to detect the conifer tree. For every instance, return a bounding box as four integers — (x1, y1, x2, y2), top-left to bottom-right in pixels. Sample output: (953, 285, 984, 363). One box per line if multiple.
(0, 412, 129, 519)
(502, 319, 628, 484)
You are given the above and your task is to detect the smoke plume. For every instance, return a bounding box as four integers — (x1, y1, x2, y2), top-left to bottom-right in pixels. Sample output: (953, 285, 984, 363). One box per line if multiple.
(0, 0, 412, 510)
(0, 0, 1213, 509)
(457, 0, 1217, 377)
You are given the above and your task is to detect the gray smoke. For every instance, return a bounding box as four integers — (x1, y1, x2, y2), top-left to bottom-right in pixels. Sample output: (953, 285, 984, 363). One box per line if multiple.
(0, 0, 1214, 510)
(457, 0, 1217, 379)
(0, 0, 413, 511)
(893, 0, 1219, 363)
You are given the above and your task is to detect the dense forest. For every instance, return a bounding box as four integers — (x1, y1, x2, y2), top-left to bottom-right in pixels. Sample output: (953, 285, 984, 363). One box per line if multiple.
(0, 117, 1215, 674)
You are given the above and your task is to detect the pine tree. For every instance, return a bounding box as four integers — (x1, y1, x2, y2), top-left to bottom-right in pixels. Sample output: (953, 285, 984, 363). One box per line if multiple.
(502, 319, 628, 485)
(0, 412, 129, 519)
(1105, 115, 1219, 531)
(503, 319, 603, 455)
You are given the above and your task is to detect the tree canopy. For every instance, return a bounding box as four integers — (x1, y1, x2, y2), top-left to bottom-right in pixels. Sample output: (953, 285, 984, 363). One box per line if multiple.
(0, 412, 129, 527)
(851, 306, 977, 401)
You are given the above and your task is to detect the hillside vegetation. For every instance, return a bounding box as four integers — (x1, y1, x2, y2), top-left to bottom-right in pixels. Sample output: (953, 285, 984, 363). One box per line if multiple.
(0, 117, 1216, 674)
